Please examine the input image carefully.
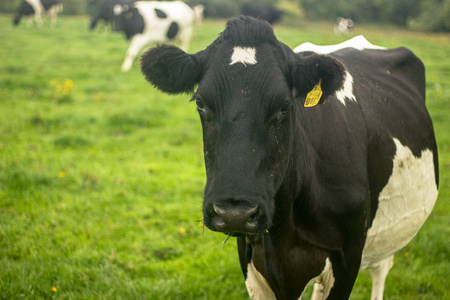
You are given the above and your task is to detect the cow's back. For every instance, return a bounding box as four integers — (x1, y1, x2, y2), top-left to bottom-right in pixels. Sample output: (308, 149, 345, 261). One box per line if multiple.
(134, 1, 194, 34)
(332, 47, 438, 270)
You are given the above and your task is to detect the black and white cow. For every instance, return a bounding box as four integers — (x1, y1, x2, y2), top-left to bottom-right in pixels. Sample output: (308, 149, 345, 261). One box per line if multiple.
(90, 0, 134, 30)
(112, 1, 195, 71)
(242, 2, 284, 24)
(140, 16, 439, 299)
(13, 0, 63, 27)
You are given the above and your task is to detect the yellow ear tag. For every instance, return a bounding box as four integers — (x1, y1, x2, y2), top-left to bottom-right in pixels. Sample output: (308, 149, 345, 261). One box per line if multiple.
(304, 79, 323, 107)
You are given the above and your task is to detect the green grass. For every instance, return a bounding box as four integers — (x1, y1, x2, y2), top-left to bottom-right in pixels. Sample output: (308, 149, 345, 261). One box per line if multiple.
(0, 15, 449, 299)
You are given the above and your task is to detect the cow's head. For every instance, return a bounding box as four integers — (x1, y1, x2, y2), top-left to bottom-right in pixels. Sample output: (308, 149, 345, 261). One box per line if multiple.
(112, 4, 135, 32)
(140, 16, 346, 236)
(12, 13, 21, 26)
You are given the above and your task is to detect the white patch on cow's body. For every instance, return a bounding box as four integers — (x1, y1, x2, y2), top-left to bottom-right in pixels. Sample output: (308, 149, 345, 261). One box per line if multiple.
(335, 71, 356, 106)
(293, 35, 386, 54)
(118, 1, 195, 71)
(245, 260, 276, 300)
(300, 258, 335, 300)
(246, 257, 335, 300)
(360, 138, 438, 271)
(230, 46, 257, 66)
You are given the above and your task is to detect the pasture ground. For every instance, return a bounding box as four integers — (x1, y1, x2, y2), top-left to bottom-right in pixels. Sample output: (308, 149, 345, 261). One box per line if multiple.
(0, 15, 449, 299)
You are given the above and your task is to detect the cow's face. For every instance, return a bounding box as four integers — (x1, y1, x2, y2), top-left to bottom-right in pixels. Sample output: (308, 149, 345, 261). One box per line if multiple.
(13, 13, 21, 26)
(112, 4, 128, 31)
(192, 41, 294, 235)
(141, 17, 346, 235)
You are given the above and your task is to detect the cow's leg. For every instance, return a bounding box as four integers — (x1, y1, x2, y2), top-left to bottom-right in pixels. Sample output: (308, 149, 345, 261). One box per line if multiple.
(369, 256, 393, 300)
(27, 16, 34, 27)
(48, 7, 57, 27)
(35, 13, 43, 27)
(122, 34, 149, 72)
(310, 258, 335, 300)
(31, 4, 43, 27)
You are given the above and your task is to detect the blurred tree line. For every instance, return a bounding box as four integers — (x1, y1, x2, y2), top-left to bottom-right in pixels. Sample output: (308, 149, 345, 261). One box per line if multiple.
(1, 0, 449, 31)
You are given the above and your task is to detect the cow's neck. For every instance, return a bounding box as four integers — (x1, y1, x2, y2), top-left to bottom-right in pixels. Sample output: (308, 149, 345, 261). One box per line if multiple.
(246, 116, 329, 298)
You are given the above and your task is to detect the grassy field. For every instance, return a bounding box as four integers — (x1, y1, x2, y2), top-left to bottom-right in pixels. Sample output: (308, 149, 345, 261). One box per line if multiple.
(0, 14, 448, 299)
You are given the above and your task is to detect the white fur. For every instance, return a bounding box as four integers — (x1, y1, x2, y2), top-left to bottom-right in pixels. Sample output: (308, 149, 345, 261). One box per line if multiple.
(119, 1, 195, 71)
(360, 137, 438, 299)
(294, 35, 385, 54)
(193, 5, 204, 25)
(335, 71, 356, 106)
(230, 46, 257, 66)
(245, 260, 276, 300)
(368, 256, 394, 300)
(304, 258, 335, 300)
(245, 257, 335, 300)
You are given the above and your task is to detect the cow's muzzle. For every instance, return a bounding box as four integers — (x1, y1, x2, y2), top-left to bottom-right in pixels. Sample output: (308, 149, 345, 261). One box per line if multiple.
(204, 201, 265, 234)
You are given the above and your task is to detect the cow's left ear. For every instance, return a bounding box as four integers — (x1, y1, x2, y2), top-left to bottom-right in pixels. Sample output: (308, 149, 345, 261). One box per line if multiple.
(291, 52, 346, 105)
(140, 45, 203, 94)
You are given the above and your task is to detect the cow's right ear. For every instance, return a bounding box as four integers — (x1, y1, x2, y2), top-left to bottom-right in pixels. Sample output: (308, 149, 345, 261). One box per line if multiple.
(140, 45, 203, 95)
(291, 52, 346, 105)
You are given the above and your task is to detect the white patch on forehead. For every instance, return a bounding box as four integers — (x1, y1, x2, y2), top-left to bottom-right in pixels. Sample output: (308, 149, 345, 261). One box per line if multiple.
(245, 260, 276, 300)
(360, 138, 438, 270)
(335, 71, 356, 106)
(230, 46, 257, 66)
(293, 35, 386, 54)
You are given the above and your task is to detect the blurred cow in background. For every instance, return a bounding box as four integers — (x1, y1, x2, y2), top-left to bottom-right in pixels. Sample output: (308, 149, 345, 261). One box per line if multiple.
(13, 0, 63, 27)
(334, 17, 354, 35)
(90, 0, 134, 30)
(193, 4, 204, 26)
(112, 1, 195, 71)
(242, 2, 283, 24)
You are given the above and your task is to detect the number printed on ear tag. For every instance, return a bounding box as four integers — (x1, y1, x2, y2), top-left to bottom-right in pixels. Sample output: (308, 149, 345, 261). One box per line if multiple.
(304, 79, 323, 107)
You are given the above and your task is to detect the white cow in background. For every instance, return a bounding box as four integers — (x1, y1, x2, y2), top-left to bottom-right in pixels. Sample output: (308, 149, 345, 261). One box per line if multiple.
(112, 1, 195, 71)
(334, 17, 354, 35)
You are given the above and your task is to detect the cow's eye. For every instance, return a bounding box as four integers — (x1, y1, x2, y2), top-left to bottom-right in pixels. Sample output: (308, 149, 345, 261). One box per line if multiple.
(280, 100, 291, 114)
(196, 99, 206, 112)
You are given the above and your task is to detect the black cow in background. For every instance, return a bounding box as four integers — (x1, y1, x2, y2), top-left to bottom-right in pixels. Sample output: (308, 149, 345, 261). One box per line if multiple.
(242, 2, 283, 24)
(13, 0, 63, 27)
(89, 0, 134, 30)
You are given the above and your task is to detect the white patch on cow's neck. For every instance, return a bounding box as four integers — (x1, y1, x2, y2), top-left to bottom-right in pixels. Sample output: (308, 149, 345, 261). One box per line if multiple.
(245, 260, 276, 300)
(335, 71, 356, 106)
(360, 138, 438, 270)
(230, 46, 257, 66)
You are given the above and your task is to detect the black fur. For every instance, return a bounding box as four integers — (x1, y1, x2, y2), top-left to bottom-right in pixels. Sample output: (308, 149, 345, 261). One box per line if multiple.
(140, 45, 203, 94)
(166, 22, 179, 40)
(154, 8, 167, 19)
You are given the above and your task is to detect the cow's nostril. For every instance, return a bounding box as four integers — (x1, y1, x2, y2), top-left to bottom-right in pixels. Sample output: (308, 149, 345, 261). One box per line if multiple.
(210, 203, 261, 233)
